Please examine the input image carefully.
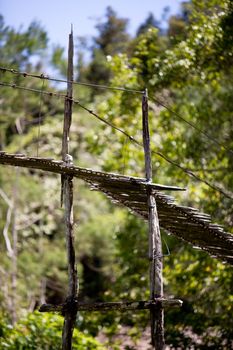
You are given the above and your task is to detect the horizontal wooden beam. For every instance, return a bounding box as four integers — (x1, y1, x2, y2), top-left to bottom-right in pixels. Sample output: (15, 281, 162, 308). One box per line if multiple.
(39, 299, 183, 314)
(0, 152, 185, 191)
(2, 153, 232, 265)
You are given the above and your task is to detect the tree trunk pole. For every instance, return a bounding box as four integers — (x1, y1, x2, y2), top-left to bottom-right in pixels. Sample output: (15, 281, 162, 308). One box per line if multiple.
(142, 89, 165, 349)
(61, 28, 78, 350)
(62, 28, 74, 161)
(11, 167, 19, 325)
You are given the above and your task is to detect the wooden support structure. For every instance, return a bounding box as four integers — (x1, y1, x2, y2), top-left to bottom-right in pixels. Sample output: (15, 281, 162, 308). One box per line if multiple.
(142, 89, 165, 349)
(2, 29, 233, 350)
(39, 298, 182, 313)
(61, 29, 78, 350)
(62, 28, 74, 162)
(0, 33, 191, 350)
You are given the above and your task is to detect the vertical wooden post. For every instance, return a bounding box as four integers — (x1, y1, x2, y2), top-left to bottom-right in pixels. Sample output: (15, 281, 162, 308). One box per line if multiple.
(142, 89, 165, 349)
(61, 28, 78, 350)
(142, 89, 152, 182)
(62, 28, 74, 161)
(11, 168, 19, 325)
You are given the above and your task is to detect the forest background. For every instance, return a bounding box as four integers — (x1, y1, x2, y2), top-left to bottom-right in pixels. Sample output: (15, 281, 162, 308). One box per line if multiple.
(0, 0, 232, 349)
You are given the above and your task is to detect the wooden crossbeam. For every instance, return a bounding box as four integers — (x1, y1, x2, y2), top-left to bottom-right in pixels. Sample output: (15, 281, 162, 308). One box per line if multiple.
(39, 299, 183, 314)
(0, 152, 185, 192)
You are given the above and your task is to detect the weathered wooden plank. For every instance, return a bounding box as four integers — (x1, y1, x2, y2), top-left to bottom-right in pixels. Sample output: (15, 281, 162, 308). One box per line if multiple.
(39, 298, 183, 313)
(0, 153, 184, 191)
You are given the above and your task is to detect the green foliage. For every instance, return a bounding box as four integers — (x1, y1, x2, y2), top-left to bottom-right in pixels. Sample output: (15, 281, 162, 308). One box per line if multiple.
(88, 1, 233, 347)
(136, 13, 160, 36)
(0, 15, 48, 69)
(85, 6, 130, 85)
(167, 1, 191, 43)
(0, 312, 106, 349)
(151, 0, 232, 87)
(51, 45, 67, 77)
(85, 49, 111, 85)
(164, 246, 233, 348)
(94, 6, 130, 56)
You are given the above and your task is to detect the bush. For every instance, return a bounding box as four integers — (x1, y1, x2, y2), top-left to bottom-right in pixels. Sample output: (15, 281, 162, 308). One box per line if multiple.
(0, 311, 106, 350)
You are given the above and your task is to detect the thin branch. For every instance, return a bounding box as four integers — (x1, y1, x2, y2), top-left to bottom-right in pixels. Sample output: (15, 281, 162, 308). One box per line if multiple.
(3, 206, 13, 257)
(0, 188, 12, 207)
(16, 213, 43, 231)
(0, 188, 13, 256)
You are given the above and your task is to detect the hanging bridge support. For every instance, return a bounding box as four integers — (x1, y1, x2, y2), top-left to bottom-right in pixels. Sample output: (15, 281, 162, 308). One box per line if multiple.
(60, 28, 79, 350)
(0, 27, 185, 347)
(142, 89, 165, 349)
(3, 27, 233, 350)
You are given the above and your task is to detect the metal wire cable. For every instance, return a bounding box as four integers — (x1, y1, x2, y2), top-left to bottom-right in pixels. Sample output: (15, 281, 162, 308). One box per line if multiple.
(1, 81, 232, 201)
(2, 67, 232, 155)
(0, 67, 144, 94)
(2, 67, 232, 156)
(0, 67, 233, 154)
